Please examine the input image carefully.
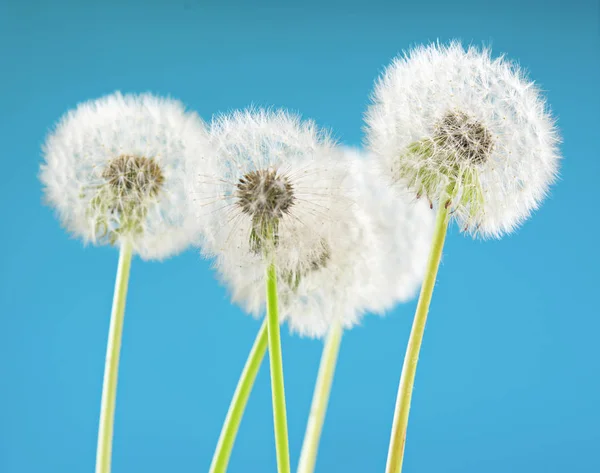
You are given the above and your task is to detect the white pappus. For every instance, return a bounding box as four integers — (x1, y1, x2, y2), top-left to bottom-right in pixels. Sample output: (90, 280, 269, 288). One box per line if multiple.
(195, 108, 350, 280)
(41, 91, 211, 260)
(365, 41, 561, 238)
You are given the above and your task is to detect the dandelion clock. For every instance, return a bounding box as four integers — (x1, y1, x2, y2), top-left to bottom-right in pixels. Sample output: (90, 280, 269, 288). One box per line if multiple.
(365, 41, 561, 473)
(40, 92, 211, 473)
(196, 108, 350, 473)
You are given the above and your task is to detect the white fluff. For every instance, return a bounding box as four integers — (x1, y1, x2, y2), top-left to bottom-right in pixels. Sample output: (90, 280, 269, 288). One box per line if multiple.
(41, 92, 211, 260)
(196, 108, 350, 278)
(365, 41, 561, 238)
(213, 147, 434, 338)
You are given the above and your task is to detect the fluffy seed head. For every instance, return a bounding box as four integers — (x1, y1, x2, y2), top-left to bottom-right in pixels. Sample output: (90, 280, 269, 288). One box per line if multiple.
(196, 108, 348, 275)
(366, 41, 561, 238)
(41, 91, 211, 259)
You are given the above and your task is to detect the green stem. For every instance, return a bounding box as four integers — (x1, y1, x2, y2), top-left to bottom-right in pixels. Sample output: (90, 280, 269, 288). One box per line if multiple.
(95, 239, 133, 473)
(297, 321, 343, 473)
(266, 260, 291, 473)
(385, 204, 450, 473)
(209, 320, 268, 473)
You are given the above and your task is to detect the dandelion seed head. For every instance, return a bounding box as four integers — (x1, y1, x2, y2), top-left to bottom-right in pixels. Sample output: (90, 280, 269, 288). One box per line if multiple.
(40, 91, 210, 259)
(365, 41, 561, 238)
(197, 108, 348, 276)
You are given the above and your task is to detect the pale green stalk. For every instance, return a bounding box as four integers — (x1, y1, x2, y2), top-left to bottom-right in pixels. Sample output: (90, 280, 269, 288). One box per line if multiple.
(209, 320, 268, 473)
(95, 239, 133, 473)
(297, 321, 343, 473)
(266, 259, 291, 473)
(385, 204, 450, 473)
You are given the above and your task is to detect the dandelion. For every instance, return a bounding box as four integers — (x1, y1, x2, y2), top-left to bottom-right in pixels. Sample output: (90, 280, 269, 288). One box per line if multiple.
(367, 41, 559, 239)
(208, 147, 434, 473)
(198, 109, 347, 276)
(199, 109, 346, 473)
(40, 92, 210, 473)
(365, 41, 561, 473)
(295, 148, 434, 473)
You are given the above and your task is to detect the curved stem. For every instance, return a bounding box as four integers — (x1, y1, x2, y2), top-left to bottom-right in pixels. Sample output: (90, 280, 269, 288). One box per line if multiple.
(95, 239, 133, 473)
(297, 321, 343, 473)
(266, 261, 291, 473)
(209, 320, 268, 473)
(385, 205, 450, 473)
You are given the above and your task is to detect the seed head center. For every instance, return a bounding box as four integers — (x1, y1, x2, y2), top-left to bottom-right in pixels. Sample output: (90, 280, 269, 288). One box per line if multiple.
(235, 168, 295, 221)
(283, 239, 330, 291)
(103, 154, 165, 199)
(434, 111, 494, 165)
(88, 155, 165, 243)
(309, 240, 331, 271)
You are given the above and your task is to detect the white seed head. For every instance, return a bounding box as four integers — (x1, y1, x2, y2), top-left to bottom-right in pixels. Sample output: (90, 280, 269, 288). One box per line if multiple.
(365, 41, 561, 238)
(213, 147, 434, 339)
(40, 91, 211, 260)
(196, 108, 349, 276)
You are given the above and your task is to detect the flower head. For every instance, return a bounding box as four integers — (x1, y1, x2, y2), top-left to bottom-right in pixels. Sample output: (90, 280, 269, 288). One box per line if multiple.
(365, 41, 561, 238)
(213, 147, 434, 338)
(41, 92, 210, 260)
(196, 108, 348, 275)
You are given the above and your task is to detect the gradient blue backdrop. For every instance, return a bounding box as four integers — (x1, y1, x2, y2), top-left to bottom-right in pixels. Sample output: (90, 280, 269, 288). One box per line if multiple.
(1, 0, 599, 472)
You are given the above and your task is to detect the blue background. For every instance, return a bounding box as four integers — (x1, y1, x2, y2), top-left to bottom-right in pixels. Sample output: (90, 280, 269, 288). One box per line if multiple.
(1, 0, 599, 472)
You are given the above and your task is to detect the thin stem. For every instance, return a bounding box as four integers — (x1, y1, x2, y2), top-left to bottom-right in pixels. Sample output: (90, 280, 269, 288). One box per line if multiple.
(385, 204, 450, 473)
(209, 320, 269, 473)
(266, 259, 291, 473)
(95, 239, 133, 473)
(297, 321, 343, 473)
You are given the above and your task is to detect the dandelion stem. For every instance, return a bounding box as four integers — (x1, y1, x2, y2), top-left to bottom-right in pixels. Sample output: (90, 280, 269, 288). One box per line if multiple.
(209, 319, 268, 473)
(266, 257, 291, 473)
(95, 239, 133, 473)
(297, 320, 343, 473)
(385, 204, 449, 473)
